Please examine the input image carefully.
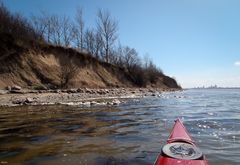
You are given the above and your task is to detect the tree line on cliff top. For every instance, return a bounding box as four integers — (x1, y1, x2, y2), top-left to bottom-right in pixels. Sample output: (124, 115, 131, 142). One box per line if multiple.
(0, 2, 167, 87)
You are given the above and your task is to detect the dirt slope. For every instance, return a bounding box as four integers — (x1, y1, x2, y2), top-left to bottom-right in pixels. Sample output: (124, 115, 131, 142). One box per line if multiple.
(0, 33, 180, 89)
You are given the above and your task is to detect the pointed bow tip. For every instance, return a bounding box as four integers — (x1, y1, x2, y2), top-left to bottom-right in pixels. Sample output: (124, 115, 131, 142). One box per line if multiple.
(167, 118, 193, 144)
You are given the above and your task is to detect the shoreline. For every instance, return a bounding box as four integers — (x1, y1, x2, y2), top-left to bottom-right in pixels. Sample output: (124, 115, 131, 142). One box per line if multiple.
(0, 88, 179, 107)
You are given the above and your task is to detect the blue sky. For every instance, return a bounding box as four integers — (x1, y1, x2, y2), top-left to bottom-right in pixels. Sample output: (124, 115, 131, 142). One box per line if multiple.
(2, 0, 240, 88)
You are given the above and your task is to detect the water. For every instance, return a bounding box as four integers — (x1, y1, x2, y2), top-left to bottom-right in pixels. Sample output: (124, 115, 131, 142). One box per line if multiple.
(0, 89, 239, 165)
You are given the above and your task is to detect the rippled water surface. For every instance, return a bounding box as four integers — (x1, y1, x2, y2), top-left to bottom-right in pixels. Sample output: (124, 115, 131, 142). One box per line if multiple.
(0, 89, 240, 165)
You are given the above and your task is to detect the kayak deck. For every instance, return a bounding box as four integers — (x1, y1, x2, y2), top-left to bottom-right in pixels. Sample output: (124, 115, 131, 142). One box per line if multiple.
(155, 157, 208, 165)
(154, 119, 208, 165)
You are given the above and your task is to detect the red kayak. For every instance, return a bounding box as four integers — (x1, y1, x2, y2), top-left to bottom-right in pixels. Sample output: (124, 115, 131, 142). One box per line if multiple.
(154, 119, 208, 165)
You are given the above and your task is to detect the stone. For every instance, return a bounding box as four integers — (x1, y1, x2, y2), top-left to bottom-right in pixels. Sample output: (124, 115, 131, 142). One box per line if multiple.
(11, 85, 21, 90)
(151, 93, 156, 96)
(85, 88, 92, 93)
(53, 89, 61, 93)
(82, 102, 91, 106)
(0, 90, 8, 95)
(112, 99, 121, 105)
(77, 88, 84, 93)
(67, 89, 77, 93)
(12, 99, 23, 104)
(148, 89, 155, 93)
(10, 90, 24, 94)
(25, 98, 34, 103)
(97, 89, 106, 95)
(90, 101, 97, 105)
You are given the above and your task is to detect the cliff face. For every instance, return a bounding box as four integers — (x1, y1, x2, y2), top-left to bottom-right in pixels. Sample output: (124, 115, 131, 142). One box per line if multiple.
(0, 33, 181, 89)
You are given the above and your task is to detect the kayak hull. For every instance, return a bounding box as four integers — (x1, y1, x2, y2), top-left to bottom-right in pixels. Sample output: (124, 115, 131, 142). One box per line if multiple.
(154, 119, 208, 165)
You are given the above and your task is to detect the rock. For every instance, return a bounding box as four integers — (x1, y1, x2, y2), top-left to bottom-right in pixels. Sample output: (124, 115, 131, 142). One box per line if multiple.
(90, 101, 97, 105)
(38, 90, 44, 93)
(151, 93, 156, 96)
(107, 101, 113, 105)
(97, 89, 106, 95)
(77, 88, 84, 93)
(61, 89, 68, 93)
(12, 97, 35, 105)
(29, 90, 39, 94)
(11, 85, 21, 90)
(6, 86, 11, 91)
(10, 90, 25, 94)
(12, 99, 23, 104)
(85, 88, 92, 93)
(0, 90, 8, 95)
(82, 102, 91, 106)
(67, 89, 77, 93)
(25, 98, 34, 103)
(148, 89, 155, 93)
(112, 99, 121, 105)
(91, 90, 97, 94)
(53, 89, 61, 93)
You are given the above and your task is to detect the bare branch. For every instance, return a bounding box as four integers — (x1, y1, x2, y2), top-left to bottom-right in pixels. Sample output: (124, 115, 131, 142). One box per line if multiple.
(97, 9, 118, 63)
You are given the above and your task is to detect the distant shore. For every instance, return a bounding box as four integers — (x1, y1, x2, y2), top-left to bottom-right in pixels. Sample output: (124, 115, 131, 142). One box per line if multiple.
(0, 88, 179, 107)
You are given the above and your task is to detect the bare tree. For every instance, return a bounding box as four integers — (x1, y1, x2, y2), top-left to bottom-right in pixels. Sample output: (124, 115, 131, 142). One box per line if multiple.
(112, 42, 126, 66)
(74, 7, 84, 50)
(36, 12, 54, 43)
(37, 14, 61, 45)
(31, 12, 47, 40)
(36, 14, 72, 46)
(0, 2, 40, 41)
(97, 9, 118, 63)
(84, 28, 95, 55)
(84, 28, 104, 59)
(51, 15, 62, 45)
(122, 46, 140, 70)
(0, 2, 10, 33)
(62, 16, 72, 47)
(94, 30, 104, 60)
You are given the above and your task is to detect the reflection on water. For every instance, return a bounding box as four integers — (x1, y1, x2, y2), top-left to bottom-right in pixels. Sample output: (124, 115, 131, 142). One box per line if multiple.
(0, 89, 240, 165)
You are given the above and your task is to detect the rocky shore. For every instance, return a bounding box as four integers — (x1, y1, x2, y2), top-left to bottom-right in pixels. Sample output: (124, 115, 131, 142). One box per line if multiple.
(0, 87, 178, 107)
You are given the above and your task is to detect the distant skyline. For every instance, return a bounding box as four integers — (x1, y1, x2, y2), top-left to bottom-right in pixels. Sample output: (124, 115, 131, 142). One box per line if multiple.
(2, 0, 240, 88)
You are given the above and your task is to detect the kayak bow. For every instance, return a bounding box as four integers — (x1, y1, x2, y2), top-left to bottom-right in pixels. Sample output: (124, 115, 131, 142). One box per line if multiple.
(154, 119, 208, 165)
